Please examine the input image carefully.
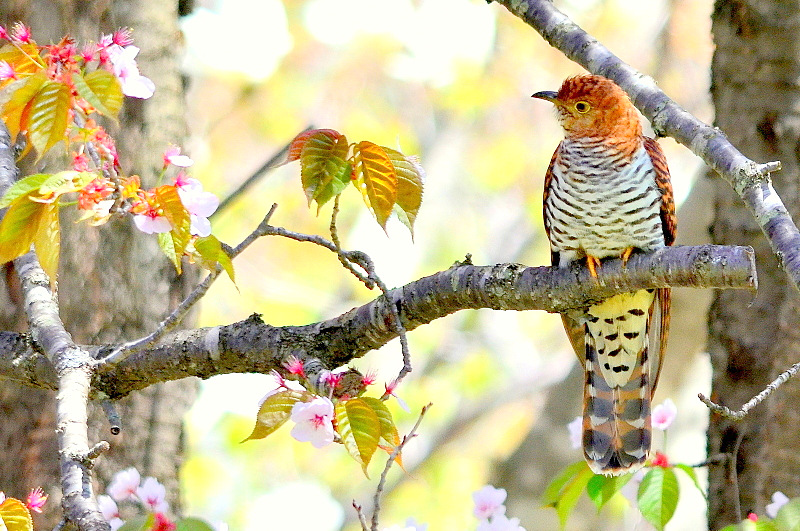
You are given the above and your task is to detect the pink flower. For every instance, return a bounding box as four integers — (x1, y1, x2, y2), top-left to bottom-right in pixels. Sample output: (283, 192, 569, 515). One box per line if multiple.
(0, 61, 16, 81)
(766, 491, 790, 519)
(473, 485, 507, 520)
(0, 26, 7, 40)
(651, 452, 670, 468)
(747, 513, 758, 522)
(133, 211, 172, 234)
(361, 370, 377, 387)
(284, 355, 305, 377)
(290, 397, 335, 448)
(107, 467, 141, 501)
(384, 379, 409, 412)
(25, 487, 47, 513)
(10, 23, 32, 44)
(476, 514, 525, 531)
(0, 492, 5, 504)
(107, 45, 154, 99)
(135, 477, 169, 513)
(567, 416, 582, 450)
(152, 512, 176, 531)
(110, 28, 133, 47)
(163, 146, 194, 168)
(321, 370, 344, 390)
(174, 174, 218, 236)
(97, 494, 121, 527)
(651, 398, 677, 431)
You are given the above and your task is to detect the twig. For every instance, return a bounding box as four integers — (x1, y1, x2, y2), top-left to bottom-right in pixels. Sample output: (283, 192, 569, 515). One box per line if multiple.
(100, 204, 279, 365)
(101, 400, 121, 435)
(353, 502, 369, 531)
(698, 359, 800, 420)
(213, 126, 314, 217)
(369, 403, 431, 531)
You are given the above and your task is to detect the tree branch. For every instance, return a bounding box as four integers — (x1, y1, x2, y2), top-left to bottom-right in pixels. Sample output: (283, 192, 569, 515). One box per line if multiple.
(0, 244, 744, 397)
(493, 0, 800, 291)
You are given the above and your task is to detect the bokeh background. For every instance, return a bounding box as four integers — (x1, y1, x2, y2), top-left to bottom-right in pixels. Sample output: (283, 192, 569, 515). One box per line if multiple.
(177, 0, 716, 528)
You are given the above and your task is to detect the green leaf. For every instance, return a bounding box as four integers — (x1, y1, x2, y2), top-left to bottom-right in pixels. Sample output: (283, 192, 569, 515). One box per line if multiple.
(117, 515, 155, 531)
(299, 130, 351, 209)
(242, 389, 308, 442)
(542, 461, 590, 507)
(359, 396, 400, 447)
(175, 517, 217, 531)
(74, 69, 123, 119)
(0, 192, 46, 264)
(335, 398, 381, 477)
(195, 235, 235, 284)
(0, 498, 33, 531)
(674, 463, 705, 498)
(28, 80, 71, 159)
(33, 202, 60, 284)
(0, 173, 52, 208)
(585, 472, 633, 510)
(382, 147, 423, 236)
(774, 498, 800, 531)
(1, 72, 47, 143)
(637, 467, 679, 531)
(352, 141, 397, 230)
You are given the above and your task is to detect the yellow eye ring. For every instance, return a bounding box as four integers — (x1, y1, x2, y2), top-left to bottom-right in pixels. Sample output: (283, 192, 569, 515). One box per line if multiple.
(574, 101, 591, 113)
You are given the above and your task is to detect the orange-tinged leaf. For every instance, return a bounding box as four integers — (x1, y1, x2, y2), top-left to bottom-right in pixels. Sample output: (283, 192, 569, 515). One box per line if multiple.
(0, 192, 46, 264)
(382, 147, 424, 235)
(299, 131, 351, 208)
(335, 398, 381, 477)
(155, 185, 191, 272)
(74, 70, 123, 119)
(1, 72, 47, 142)
(243, 389, 309, 442)
(352, 141, 397, 229)
(28, 80, 71, 159)
(194, 234, 235, 285)
(0, 497, 34, 531)
(33, 202, 60, 285)
(0, 43, 42, 79)
(286, 128, 345, 164)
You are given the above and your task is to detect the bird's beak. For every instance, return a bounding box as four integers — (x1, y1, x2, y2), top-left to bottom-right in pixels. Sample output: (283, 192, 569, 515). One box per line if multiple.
(531, 90, 559, 103)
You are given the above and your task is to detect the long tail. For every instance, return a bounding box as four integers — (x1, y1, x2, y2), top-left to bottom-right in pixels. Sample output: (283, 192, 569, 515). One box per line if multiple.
(581, 290, 655, 476)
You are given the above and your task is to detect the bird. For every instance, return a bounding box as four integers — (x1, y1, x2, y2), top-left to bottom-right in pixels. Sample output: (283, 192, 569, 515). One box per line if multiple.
(532, 74, 676, 476)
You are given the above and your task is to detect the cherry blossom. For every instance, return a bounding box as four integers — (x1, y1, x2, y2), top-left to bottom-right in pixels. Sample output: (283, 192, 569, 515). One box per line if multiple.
(107, 467, 141, 501)
(651, 398, 677, 431)
(384, 379, 409, 412)
(163, 146, 194, 168)
(651, 451, 670, 468)
(0, 492, 5, 504)
(0, 61, 16, 81)
(283, 355, 305, 377)
(476, 514, 526, 531)
(152, 512, 176, 531)
(107, 44, 155, 99)
(567, 416, 582, 450)
(135, 476, 169, 513)
(10, 23, 32, 44)
(290, 397, 335, 448)
(97, 495, 124, 531)
(766, 491, 790, 519)
(25, 487, 47, 513)
(0, 26, 7, 40)
(472, 485, 507, 520)
(175, 173, 219, 237)
(133, 210, 172, 234)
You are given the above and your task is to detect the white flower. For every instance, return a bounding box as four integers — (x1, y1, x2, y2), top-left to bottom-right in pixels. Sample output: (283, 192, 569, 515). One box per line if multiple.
(476, 514, 526, 531)
(290, 397, 335, 448)
(135, 476, 169, 513)
(107, 467, 140, 501)
(175, 175, 219, 237)
(133, 213, 172, 234)
(107, 44, 155, 99)
(109, 518, 124, 531)
(567, 416, 582, 449)
(97, 495, 119, 521)
(473, 485, 507, 520)
(766, 491, 790, 519)
(651, 398, 678, 431)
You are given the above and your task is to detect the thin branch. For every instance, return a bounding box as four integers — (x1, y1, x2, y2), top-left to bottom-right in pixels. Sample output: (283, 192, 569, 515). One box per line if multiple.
(698, 359, 800, 420)
(493, 0, 800, 292)
(369, 403, 431, 531)
(99, 204, 279, 365)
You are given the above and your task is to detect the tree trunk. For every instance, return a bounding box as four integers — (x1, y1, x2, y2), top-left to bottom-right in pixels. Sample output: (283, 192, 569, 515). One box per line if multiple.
(708, 0, 800, 527)
(0, 1, 196, 526)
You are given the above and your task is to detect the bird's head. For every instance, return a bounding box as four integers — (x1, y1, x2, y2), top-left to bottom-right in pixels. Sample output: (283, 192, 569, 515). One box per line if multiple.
(532, 74, 642, 140)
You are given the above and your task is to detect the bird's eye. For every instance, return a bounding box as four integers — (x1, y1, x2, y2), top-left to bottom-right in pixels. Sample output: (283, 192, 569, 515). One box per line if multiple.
(575, 101, 591, 113)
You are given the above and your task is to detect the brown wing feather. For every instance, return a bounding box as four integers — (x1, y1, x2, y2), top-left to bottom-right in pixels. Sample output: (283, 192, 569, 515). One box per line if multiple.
(643, 136, 675, 395)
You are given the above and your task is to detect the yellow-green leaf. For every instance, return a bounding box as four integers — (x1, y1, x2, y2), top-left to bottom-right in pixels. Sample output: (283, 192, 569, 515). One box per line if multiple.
(243, 389, 309, 442)
(1, 72, 47, 142)
(194, 234, 235, 285)
(28, 80, 71, 159)
(360, 396, 403, 467)
(299, 130, 350, 209)
(33, 202, 60, 285)
(0, 173, 52, 208)
(0, 497, 33, 531)
(0, 192, 46, 264)
(74, 70, 123, 119)
(352, 141, 397, 230)
(335, 398, 381, 477)
(156, 185, 191, 272)
(157, 231, 180, 273)
(382, 147, 424, 235)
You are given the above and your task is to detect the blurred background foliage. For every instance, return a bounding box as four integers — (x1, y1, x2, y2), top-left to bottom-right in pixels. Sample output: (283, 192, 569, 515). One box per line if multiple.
(178, 0, 714, 528)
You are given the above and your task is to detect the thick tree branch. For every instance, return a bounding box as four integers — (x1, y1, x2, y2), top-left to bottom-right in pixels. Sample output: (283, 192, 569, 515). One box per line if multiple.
(493, 0, 800, 291)
(0, 244, 754, 396)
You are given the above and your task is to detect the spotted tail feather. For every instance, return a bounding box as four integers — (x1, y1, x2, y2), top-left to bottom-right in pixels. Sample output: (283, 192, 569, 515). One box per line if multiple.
(582, 290, 654, 476)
